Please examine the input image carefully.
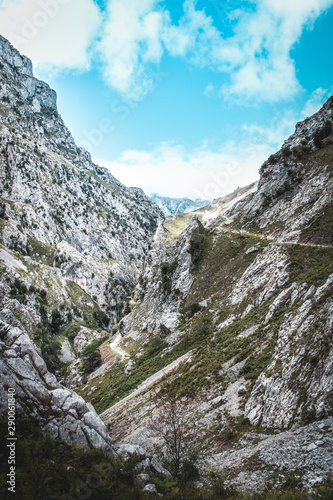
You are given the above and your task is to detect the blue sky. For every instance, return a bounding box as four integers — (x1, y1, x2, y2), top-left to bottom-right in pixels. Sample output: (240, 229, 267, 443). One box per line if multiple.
(1, 0, 332, 199)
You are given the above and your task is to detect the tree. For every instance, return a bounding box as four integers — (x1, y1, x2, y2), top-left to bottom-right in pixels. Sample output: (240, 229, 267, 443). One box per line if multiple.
(150, 394, 201, 484)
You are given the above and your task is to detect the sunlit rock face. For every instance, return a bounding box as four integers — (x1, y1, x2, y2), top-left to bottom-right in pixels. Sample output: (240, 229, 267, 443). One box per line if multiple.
(94, 95, 333, 491)
(0, 35, 163, 446)
(1, 32, 333, 492)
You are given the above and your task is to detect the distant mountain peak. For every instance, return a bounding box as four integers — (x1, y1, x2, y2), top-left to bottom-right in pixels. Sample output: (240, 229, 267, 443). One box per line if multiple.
(148, 193, 210, 215)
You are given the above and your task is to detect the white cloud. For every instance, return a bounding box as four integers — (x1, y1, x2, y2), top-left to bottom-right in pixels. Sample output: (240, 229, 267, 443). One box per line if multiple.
(225, 56, 300, 102)
(243, 86, 333, 150)
(96, 140, 270, 199)
(262, 0, 333, 18)
(301, 86, 333, 118)
(96, 85, 332, 200)
(97, 0, 168, 100)
(1, 0, 331, 103)
(204, 82, 215, 96)
(217, 0, 333, 102)
(96, 0, 333, 102)
(0, 0, 102, 72)
(243, 113, 298, 150)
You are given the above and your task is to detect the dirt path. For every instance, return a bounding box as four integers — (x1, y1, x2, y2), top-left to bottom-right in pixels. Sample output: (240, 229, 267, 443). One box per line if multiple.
(99, 351, 192, 421)
(221, 223, 332, 249)
(109, 333, 129, 359)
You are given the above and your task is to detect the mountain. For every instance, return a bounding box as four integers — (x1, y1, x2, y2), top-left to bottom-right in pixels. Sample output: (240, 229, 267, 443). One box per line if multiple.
(1, 32, 333, 498)
(81, 98, 333, 492)
(0, 35, 163, 453)
(149, 193, 210, 215)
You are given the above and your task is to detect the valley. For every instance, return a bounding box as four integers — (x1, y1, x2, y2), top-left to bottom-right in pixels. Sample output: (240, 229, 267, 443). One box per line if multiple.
(0, 34, 332, 498)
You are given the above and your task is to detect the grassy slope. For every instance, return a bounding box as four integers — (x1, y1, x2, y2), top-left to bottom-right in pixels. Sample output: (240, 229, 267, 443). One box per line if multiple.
(78, 135, 333, 419)
(79, 221, 333, 414)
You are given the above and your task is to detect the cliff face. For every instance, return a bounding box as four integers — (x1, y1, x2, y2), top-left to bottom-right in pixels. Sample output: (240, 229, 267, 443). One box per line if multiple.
(0, 321, 114, 450)
(1, 32, 333, 494)
(228, 96, 333, 242)
(80, 97, 333, 490)
(0, 34, 163, 310)
(0, 36, 162, 448)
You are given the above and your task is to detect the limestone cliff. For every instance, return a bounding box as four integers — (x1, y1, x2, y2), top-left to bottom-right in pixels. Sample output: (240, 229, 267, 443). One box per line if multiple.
(80, 97, 333, 491)
(1, 32, 333, 495)
(0, 35, 162, 449)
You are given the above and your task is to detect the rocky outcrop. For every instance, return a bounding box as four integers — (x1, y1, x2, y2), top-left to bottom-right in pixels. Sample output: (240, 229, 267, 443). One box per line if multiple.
(208, 417, 333, 491)
(121, 215, 205, 343)
(0, 35, 163, 450)
(1, 33, 333, 494)
(0, 321, 113, 450)
(0, 35, 163, 319)
(227, 97, 333, 240)
(80, 97, 333, 492)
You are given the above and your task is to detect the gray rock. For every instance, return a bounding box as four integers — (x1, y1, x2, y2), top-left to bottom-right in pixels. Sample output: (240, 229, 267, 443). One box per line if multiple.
(160, 323, 171, 338)
(0, 322, 114, 451)
(143, 484, 158, 493)
(136, 458, 151, 471)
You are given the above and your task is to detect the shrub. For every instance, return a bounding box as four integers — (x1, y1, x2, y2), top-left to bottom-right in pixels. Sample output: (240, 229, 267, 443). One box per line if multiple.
(81, 338, 105, 375)
(313, 120, 332, 147)
(160, 260, 177, 293)
(50, 309, 63, 335)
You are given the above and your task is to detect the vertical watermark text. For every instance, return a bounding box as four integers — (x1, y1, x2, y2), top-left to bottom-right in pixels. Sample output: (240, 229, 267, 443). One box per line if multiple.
(7, 387, 16, 494)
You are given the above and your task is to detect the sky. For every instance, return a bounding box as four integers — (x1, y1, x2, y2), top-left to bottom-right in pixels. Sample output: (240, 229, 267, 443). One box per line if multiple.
(0, 0, 333, 199)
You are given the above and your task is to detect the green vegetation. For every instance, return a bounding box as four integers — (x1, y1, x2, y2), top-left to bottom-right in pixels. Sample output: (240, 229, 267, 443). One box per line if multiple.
(1, 197, 15, 210)
(81, 337, 107, 375)
(27, 236, 56, 266)
(313, 120, 332, 148)
(240, 342, 276, 380)
(79, 300, 271, 413)
(288, 244, 333, 286)
(164, 213, 193, 239)
(32, 289, 66, 374)
(299, 203, 333, 245)
(79, 227, 290, 412)
(67, 281, 110, 329)
(160, 260, 177, 293)
(0, 417, 149, 500)
(189, 227, 205, 257)
(4, 413, 330, 500)
(61, 321, 85, 343)
(9, 277, 28, 302)
(1, 417, 330, 499)
(86, 170, 118, 195)
(0, 103, 9, 117)
(50, 309, 63, 335)
(78, 333, 178, 413)
(185, 230, 265, 305)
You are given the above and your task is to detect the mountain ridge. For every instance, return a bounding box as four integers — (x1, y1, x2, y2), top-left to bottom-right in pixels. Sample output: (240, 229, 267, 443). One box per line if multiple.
(0, 34, 162, 451)
(0, 33, 333, 497)
(80, 95, 333, 492)
(148, 193, 210, 215)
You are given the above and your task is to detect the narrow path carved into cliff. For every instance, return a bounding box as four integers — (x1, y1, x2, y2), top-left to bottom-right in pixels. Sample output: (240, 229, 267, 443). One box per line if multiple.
(221, 224, 333, 248)
(109, 333, 129, 359)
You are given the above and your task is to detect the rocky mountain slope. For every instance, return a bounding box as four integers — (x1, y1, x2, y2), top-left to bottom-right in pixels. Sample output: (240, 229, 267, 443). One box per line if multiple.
(79, 98, 333, 492)
(1, 32, 333, 497)
(149, 193, 210, 215)
(0, 35, 163, 450)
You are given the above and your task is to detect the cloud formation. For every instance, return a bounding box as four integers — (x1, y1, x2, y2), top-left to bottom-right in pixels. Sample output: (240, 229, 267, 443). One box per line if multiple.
(96, 139, 271, 199)
(243, 86, 333, 148)
(96, 85, 332, 199)
(0, 0, 332, 101)
(97, 0, 167, 100)
(96, 0, 333, 102)
(0, 0, 102, 72)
